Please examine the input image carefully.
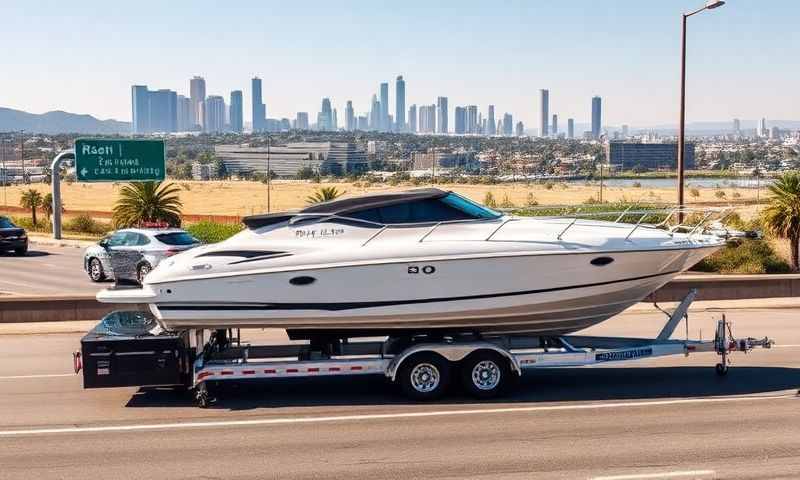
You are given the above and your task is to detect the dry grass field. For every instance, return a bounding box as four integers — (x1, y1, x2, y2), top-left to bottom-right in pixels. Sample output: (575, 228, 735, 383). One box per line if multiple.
(0, 179, 765, 217)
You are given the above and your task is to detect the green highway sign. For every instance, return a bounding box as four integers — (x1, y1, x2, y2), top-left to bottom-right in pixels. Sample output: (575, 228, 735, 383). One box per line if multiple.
(75, 138, 165, 182)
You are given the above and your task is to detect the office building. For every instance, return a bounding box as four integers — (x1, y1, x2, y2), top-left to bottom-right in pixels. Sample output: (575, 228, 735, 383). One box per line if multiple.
(332, 108, 338, 130)
(150, 89, 178, 133)
(369, 95, 381, 131)
(229, 90, 243, 133)
(357, 115, 368, 131)
(621, 124, 629, 138)
(436, 97, 448, 133)
(503, 113, 513, 136)
(317, 98, 333, 131)
(131, 85, 150, 134)
(379, 82, 389, 131)
(408, 104, 417, 132)
(204, 95, 226, 133)
(215, 142, 368, 177)
(567, 118, 575, 139)
(540, 89, 549, 137)
(591, 96, 602, 139)
(487, 105, 496, 135)
(454, 107, 466, 134)
(516, 121, 524, 137)
(395, 76, 405, 132)
(733, 118, 740, 134)
(758, 118, 767, 137)
(551, 114, 558, 136)
(189, 76, 206, 131)
(345, 101, 355, 131)
(251, 77, 266, 132)
(607, 142, 695, 170)
(177, 95, 191, 132)
(295, 112, 309, 130)
(419, 104, 436, 133)
(466, 105, 478, 134)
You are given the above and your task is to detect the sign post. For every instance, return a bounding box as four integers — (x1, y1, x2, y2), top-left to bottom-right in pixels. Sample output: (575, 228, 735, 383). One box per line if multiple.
(51, 139, 165, 239)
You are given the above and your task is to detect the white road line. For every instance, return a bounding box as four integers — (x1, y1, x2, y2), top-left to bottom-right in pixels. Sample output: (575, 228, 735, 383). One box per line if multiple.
(0, 373, 76, 380)
(0, 392, 794, 437)
(590, 470, 715, 480)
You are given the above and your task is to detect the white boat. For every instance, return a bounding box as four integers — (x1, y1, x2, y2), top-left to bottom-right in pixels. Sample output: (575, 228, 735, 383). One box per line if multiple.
(97, 189, 726, 337)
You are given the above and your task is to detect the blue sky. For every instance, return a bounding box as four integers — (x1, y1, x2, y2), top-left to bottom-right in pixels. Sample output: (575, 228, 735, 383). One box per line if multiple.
(1, 0, 797, 128)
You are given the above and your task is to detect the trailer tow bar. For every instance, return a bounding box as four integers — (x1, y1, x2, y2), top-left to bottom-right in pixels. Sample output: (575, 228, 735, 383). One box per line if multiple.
(714, 314, 773, 376)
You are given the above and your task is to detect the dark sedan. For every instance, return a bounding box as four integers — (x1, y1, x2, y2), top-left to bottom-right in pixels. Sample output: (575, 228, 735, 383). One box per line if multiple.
(0, 216, 28, 255)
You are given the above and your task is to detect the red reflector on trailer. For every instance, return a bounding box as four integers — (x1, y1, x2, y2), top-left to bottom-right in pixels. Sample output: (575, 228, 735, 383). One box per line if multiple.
(350, 366, 363, 371)
(307, 367, 319, 373)
(264, 369, 276, 374)
(242, 370, 256, 375)
(329, 367, 341, 372)
(287, 368, 299, 373)
(220, 371, 234, 376)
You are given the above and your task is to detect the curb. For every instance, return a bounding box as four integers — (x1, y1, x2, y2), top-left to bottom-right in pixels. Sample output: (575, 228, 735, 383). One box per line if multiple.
(28, 235, 95, 248)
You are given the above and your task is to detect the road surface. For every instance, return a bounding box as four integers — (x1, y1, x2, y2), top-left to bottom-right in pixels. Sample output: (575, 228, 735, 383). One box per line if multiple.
(0, 242, 101, 296)
(0, 308, 798, 479)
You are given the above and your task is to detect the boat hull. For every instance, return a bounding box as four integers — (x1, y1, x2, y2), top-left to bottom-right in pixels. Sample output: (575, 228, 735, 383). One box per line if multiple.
(143, 245, 719, 335)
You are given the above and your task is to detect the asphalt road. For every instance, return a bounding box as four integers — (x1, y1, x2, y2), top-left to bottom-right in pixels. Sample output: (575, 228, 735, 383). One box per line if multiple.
(0, 309, 798, 479)
(0, 242, 103, 296)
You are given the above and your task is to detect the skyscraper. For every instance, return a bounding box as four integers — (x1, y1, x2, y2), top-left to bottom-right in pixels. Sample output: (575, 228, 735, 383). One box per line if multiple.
(621, 124, 629, 138)
(758, 118, 767, 137)
(540, 89, 549, 137)
(732, 118, 740, 134)
(345, 101, 355, 131)
(567, 118, 575, 139)
(251, 77, 265, 132)
(295, 112, 309, 130)
(131, 85, 150, 134)
(177, 95, 191, 132)
(467, 105, 478, 134)
(204, 95, 226, 133)
(319, 98, 333, 131)
(149, 89, 177, 133)
(332, 108, 338, 130)
(190, 76, 206, 131)
(380, 82, 389, 131)
(229, 90, 243, 133)
(419, 105, 436, 133)
(454, 106, 466, 134)
(487, 105, 496, 135)
(408, 104, 417, 133)
(503, 113, 513, 136)
(552, 114, 558, 136)
(436, 97, 448, 133)
(591, 96, 602, 139)
(515, 121, 524, 137)
(370, 95, 381, 131)
(395, 76, 405, 132)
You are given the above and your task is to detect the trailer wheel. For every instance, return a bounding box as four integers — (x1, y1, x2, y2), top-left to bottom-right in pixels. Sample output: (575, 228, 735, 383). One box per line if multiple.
(397, 352, 451, 401)
(460, 351, 510, 399)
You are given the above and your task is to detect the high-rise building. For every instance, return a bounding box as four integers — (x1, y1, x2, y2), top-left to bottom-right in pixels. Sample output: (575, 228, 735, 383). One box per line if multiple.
(758, 118, 767, 137)
(503, 113, 513, 136)
(567, 118, 575, 139)
(333, 108, 338, 130)
(419, 105, 436, 133)
(150, 89, 178, 133)
(395, 76, 406, 132)
(408, 104, 417, 133)
(454, 106, 466, 134)
(621, 124, 629, 138)
(515, 121, 524, 137)
(177, 95, 191, 132)
(190, 76, 206, 131)
(733, 118, 741, 134)
(467, 105, 478, 134)
(551, 114, 558, 136)
(251, 77, 266, 133)
(380, 82, 389, 131)
(487, 105, 496, 135)
(540, 89, 549, 137)
(295, 112, 309, 130)
(131, 85, 150, 134)
(318, 98, 333, 131)
(436, 97, 448, 133)
(591, 96, 602, 139)
(204, 95, 226, 133)
(369, 95, 381, 131)
(357, 115, 368, 131)
(345, 101, 355, 131)
(229, 90, 243, 133)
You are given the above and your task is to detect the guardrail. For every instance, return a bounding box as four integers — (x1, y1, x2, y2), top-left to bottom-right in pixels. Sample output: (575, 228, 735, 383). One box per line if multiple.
(2, 274, 800, 324)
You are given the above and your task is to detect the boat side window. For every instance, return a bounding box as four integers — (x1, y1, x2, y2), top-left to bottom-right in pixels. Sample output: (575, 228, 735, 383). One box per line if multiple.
(347, 196, 499, 225)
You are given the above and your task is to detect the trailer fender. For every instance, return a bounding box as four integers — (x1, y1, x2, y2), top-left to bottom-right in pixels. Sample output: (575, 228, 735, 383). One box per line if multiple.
(387, 342, 521, 381)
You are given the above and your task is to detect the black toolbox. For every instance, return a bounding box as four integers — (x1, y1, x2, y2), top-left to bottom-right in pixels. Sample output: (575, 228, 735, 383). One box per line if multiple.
(80, 311, 189, 388)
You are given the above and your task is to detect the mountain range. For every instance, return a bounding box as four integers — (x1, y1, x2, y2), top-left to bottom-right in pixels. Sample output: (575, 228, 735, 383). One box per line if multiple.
(0, 107, 130, 135)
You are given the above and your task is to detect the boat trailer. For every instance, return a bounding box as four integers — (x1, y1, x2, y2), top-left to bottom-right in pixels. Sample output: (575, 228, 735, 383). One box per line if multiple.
(75, 290, 774, 407)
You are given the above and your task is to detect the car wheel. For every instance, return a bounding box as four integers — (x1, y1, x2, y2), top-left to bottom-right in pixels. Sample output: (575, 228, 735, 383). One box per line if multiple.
(14, 245, 28, 256)
(137, 263, 152, 284)
(88, 258, 106, 282)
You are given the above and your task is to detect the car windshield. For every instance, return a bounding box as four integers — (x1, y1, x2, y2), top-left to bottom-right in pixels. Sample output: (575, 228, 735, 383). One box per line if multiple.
(155, 232, 200, 246)
(0, 217, 16, 228)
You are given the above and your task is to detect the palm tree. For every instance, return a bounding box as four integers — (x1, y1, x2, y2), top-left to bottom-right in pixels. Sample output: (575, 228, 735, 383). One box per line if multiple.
(19, 189, 43, 226)
(41, 192, 64, 221)
(112, 181, 183, 228)
(762, 172, 800, 271)
(306, 186, 344, 205)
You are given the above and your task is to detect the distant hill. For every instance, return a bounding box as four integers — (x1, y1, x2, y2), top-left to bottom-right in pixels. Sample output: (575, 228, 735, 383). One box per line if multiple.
(0, 107, 130, 134)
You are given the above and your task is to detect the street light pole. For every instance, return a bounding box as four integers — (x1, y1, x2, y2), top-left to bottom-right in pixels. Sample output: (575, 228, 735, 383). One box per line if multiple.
(266, 135, 271, 213)
(677, 1, 725, 219)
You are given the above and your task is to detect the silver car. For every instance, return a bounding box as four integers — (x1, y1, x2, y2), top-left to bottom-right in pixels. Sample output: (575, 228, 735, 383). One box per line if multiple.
(84, 228, 201, 284)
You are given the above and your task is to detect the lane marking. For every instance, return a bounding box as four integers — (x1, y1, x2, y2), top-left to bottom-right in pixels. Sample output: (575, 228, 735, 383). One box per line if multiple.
(590, 470, 715, 480)
(0, 373, 76, 380)
(0, 392, 794, 437)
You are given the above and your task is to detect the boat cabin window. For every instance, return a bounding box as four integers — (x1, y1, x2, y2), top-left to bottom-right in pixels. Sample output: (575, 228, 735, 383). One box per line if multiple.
(346, 193, 501, 225)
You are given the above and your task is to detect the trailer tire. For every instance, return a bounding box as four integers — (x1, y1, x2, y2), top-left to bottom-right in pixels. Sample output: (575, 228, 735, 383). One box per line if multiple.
(460, 351, 511, 399)
(397, 352, 451, 401)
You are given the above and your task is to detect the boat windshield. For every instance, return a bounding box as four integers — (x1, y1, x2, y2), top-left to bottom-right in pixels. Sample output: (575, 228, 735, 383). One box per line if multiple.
(345, 192, 502, 225)
(440, 193, 502, 220)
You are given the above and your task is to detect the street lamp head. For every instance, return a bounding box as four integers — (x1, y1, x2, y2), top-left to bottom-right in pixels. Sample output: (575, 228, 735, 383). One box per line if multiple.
(705, 0, 725, 9)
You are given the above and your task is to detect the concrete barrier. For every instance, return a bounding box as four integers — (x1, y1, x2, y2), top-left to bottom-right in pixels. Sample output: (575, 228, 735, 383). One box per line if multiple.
(2, 274, 800, 323)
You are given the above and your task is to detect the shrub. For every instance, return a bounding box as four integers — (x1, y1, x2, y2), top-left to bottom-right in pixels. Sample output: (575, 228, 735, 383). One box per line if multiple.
(544, 182, 555, 190)
(526, 192, 538, 207)
(692, 239, 790, 274)
(689, 188, 700, 198)
(732, 191, 741, 198)
(65, 214, 111, 235)
(632, 182, 642, 188)
(715, 190, 727, 199)
(186, 221, 244, 244)
(499, 194, 515, 209)
(483, 192, 497, 208)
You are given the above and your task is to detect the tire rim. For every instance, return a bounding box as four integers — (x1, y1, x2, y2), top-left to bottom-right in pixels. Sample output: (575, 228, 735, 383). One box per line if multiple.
(90, 261, 101, 280)
(410, 363, 440, 393)
(471, 360, 501, 391)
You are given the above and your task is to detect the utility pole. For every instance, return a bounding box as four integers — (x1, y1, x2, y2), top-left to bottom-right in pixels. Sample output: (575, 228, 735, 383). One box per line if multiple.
(20, 130, 25, 184)
(2, 137, 6, 210)
(266, 135, 271, 213)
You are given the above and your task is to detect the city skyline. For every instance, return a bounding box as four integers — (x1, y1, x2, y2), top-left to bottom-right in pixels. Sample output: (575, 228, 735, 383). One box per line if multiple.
(1, 1, 797, 126)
